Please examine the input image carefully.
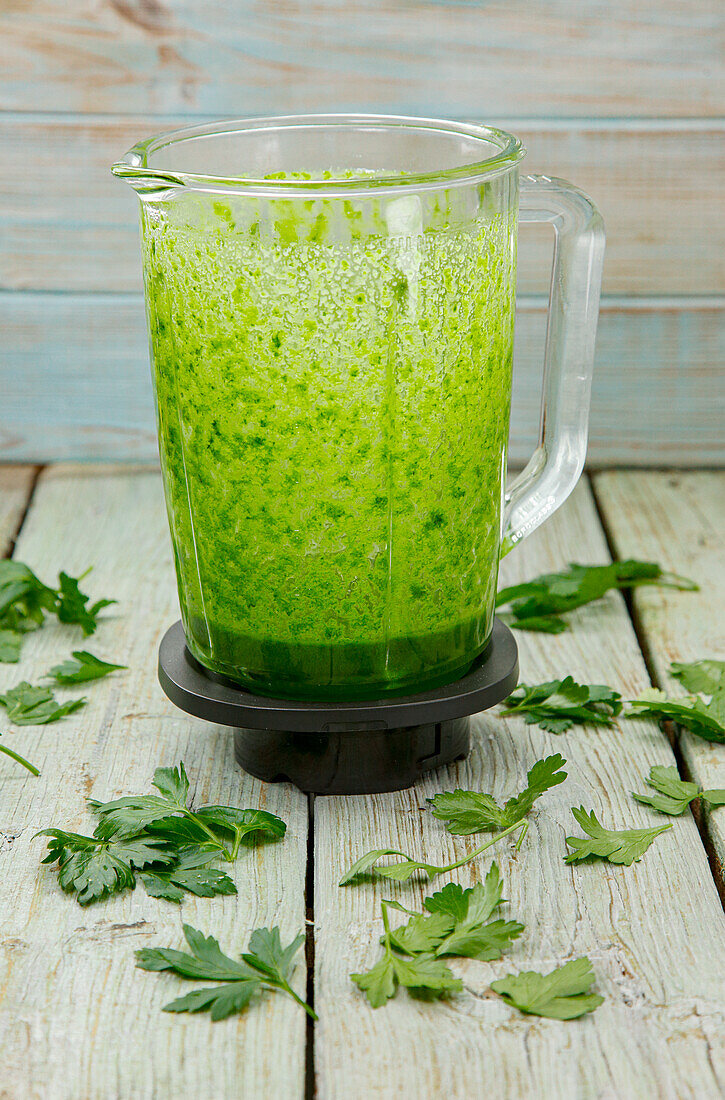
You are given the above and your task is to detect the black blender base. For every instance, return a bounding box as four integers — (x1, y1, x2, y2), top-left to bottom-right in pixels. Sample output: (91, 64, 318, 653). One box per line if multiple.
(158, 618, 518, 795)
(233, 717, 471, 794)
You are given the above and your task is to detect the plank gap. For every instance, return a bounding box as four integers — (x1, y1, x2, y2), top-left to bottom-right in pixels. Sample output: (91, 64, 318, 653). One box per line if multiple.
(0, 464, 43, 560)
(588, 472, 665, 689)
(305, 792, 317, 1100)
(589, 472, 725, 910)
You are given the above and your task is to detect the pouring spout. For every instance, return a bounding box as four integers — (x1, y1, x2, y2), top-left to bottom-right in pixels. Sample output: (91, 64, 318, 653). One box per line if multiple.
(111, 161, 184, 195)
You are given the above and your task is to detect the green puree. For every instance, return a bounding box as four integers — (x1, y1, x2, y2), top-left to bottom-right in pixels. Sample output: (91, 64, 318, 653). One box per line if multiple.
(143, 178, 516, 700)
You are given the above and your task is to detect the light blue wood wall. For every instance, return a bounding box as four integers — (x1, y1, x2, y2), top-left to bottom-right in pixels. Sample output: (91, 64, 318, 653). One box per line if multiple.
(1, 1, 723, 465)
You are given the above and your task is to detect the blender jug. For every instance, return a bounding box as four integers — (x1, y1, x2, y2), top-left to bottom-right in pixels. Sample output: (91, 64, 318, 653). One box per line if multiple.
(113, 115, 604, 702)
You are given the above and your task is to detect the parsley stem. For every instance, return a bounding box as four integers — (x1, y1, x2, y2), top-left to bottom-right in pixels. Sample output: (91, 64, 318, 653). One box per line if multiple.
(277, 980, 318, 1020)
(184, 810, 233, 861)
(0, 743, 40, 775)
(380, 900, 396, 968)
(431, 817, 527, 875)
(230, 828, 243, 861)
(514, 821, 529, 852)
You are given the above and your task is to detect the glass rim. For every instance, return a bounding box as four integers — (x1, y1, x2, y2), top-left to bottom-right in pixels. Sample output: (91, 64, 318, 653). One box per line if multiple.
(111, 113, 526, 197)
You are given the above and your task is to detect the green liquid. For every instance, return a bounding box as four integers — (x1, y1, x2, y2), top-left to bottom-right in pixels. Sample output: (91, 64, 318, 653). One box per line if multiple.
(143, 182, 516, 700)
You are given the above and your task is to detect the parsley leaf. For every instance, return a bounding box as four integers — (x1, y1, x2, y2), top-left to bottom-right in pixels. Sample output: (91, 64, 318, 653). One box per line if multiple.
(88, 762, 193, 840)
(385, 864, 514, 957)
(351, 899, 462, 1008)
(633, 765, 725, 815)
(340, 816, 528, 886)
(437, 916, 524, 962)
(0, 562, 116, 656)
(496, 560, 697, 633)
(141, 868, 236, 902)
(350, 955, 398, 1007)
(503, 615, 568, 635)
(89, 762, 286, 862)
(564, 807, 672, 865)
(0, 681, 87, 725)
(501, 678, 622, 733)
(193, 806, 287, 856)
(340, 847, 441, 884)
(415, 865, 523, 961)
(0, 732, 39, 775)
(0, 561, 57, 631)
(353, 951, 461, 1009)
(0, 629, 23, 663)
(670, 659, 725, 696)
(428, 754, 567, 835)
(140, 847, 237, 903)
(90, 793, 189, 839)
(48, 650, 126, 685)
(629, 659, 725, 747)
(426, 792, 505, 835)
(627, 689, 725, 745)
(55, 571, 116, 636)
(386, 911, 454, 955)
(149, 809, 286, 862)
(36, 828, 172, 905)
(150, 761, 189, 804)
(136, 923, 315, 1020)
(491, 957, 603, 1020)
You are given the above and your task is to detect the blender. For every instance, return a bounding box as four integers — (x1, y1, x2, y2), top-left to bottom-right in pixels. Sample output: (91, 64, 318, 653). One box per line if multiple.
(113, 114, 604, 793)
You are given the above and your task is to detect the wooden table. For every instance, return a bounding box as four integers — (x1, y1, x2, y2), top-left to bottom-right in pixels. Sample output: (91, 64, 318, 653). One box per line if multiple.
(1, 465, 724, 1099)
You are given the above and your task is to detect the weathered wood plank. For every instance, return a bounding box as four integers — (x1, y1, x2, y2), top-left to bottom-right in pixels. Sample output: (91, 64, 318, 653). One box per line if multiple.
(313, 480, 725, 1099)
(0, 466, 308, 1099)
(1, 292, 722, 467)
(0, 292, 157, 464)
(2, 114, 722, 296)
(0, 0, 721, 117)
(0, 466, 35, 557)
(593, 471, 725, 878)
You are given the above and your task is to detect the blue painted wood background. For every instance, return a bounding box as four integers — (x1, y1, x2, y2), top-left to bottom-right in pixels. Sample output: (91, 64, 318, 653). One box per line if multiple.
(0, 0, 723, 465)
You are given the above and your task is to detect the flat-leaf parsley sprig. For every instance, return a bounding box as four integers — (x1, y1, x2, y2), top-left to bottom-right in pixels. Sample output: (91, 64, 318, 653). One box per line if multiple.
(339, 817, 527, 887)
(491, 957, 603, 1020)
(388, 863, 523, 962)
(564, 807, 671, 865)
(341, 756, 567, 886)
(36, 830, 174, 905)
(137, 923, 315, 1020)
(89, 762, 286, 862)
(36, 761, 287, 905)
(48, 650, 126, 685)
(628, 658, 725, 745)
(351, 865, 527, 1008)
(501, 679, 622, 733)
(54, 570, 116, 636)
(496, 560, 697, 634)
(428, 754, 567, 835)
(0, 560, 116, 664)
(0, 682, 87, 725)
(633, 765, 725, 816)
(351, 899, 462, 1008)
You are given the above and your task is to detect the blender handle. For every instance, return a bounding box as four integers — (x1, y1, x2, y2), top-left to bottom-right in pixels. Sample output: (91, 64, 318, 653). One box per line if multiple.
(501, 174, 605, 556)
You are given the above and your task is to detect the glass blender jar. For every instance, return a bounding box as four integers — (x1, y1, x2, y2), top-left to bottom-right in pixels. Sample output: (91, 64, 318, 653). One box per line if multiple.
(113, 115, 604, 702)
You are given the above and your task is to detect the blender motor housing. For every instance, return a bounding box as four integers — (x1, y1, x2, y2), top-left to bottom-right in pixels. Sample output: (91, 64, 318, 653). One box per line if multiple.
(158, 619, 518, 794)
